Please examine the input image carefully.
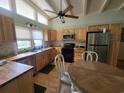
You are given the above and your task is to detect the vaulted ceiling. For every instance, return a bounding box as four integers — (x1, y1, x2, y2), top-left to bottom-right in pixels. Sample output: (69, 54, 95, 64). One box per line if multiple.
(30, 0, 124, 20)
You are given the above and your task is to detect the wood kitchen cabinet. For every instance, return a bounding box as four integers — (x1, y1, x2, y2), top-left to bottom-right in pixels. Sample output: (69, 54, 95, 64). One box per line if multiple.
(0, 15, 16, 42)
(109, 23, 122, 66)
(45, 29, 57, 41)
(56, 29, 63, 41)
(35, 48, 57, 72)
(63, 28, 75, 35)
(44, 28, 50, 41)
(50, 30, 57, 41)
(88, 24, 109, 32)
(74, 48, 85, 61)
(75, 28, 87, 42)
(35, 52, 45, 71)
(0, 70, 34, 93)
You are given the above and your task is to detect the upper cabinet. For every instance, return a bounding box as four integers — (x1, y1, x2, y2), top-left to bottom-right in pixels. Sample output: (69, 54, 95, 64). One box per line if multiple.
(88, 24, 109, 32)
(50, 30, 57, 41)
(56, 29, 63, 41)
(63, 28, 75, 35)
(44, 29, 57, 41)
(0, 15, 16, 42)
(75, 28, 87, 42)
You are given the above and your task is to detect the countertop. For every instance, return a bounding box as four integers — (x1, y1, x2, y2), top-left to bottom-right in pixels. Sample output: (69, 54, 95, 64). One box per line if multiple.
(0, 61, 33, 87)
(6, 47, 53, 61)
(68, 61, 124, 93)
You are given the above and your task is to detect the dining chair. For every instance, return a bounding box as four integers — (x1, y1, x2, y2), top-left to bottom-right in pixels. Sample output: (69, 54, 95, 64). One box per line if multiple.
(54, 54, 81, 93)
(82, 51, 98, 62)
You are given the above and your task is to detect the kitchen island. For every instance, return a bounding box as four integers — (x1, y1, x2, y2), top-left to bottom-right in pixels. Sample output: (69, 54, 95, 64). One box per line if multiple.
(0, 61, 34, 93)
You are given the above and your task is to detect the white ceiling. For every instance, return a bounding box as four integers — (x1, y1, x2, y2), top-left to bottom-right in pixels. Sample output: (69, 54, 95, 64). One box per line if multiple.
(30, 0, 124, 20)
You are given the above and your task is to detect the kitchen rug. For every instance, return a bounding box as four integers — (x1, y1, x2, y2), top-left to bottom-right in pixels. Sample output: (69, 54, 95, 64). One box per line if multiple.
(34, 84, 46, 93)
(40, 64, 55, 74)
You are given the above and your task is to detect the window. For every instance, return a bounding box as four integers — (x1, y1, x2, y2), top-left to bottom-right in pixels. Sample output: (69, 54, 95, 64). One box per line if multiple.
(34, 40, 42, 47)
(16, 0, 35, 20)
(32, 30, 43, 47)
(37, 12, 48, 25)
(15, 26, 32, 50)
(17, 40, 31, 49)
(0, 0, 11, 10)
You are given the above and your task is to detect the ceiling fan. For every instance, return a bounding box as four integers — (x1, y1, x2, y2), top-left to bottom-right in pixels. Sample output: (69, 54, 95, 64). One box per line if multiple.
(44, 0, 79, 23)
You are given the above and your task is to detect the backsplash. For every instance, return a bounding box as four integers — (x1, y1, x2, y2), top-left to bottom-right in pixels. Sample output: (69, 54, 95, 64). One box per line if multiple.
(45, 41, 86, 47)
(0, 42, 17, 59)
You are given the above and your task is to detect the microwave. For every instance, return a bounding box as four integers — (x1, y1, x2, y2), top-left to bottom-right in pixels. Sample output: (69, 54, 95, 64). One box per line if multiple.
(63, 34, 75, 40)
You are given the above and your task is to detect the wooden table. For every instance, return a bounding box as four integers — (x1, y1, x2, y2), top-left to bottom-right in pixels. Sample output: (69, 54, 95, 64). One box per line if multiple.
(68, 61, 124, 93)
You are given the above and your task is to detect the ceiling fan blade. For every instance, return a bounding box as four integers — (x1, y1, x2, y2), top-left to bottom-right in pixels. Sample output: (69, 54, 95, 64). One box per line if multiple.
(65, 15, 79, 19)
(64, 5, 73, 14)
(44, 9, 58, 14)
(49, 16, 58, 21)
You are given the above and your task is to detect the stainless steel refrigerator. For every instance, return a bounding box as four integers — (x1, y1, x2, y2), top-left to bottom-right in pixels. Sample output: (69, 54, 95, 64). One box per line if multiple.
(86, 31, 110, 63)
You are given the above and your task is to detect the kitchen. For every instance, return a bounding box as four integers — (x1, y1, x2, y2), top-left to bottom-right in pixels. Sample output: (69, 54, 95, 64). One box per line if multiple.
(0, 0, 124, 93)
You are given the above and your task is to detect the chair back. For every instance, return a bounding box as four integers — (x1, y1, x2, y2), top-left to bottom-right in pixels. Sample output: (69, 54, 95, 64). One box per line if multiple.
(82, 51, 93, 61)
(82, 51, 98, 62)
(54, 54, 66, 76)
(90, 51, 98, 62)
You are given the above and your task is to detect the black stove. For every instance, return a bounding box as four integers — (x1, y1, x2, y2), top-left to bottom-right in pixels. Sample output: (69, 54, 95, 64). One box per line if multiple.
(62, 43, 75, 63)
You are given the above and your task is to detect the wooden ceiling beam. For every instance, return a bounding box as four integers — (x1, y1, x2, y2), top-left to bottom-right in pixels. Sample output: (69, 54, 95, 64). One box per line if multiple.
(118, 3, 124, 10)
(99, 0, 111, 13)
(82, 0, 88, 16)
(65, 0, 74, 15)
(46, 0, 58, 13)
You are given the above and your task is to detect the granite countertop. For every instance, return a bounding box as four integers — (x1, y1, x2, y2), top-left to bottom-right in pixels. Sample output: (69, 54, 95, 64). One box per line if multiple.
(0, 61, 33, 87)
(68, 61, 124, 93)
(5, 47, 53, 61)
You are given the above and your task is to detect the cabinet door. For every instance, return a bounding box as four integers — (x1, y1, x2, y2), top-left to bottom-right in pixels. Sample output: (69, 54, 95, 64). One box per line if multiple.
(2, 16, 16, 42)
(74, 48, 85, 61)
(75, 28, 87, 42)
(51, 30, 57, 41)
(56, 29, 63, 41)
(0, 70, 34, 93)
(0, 16, 4, 42)
(109, 23, 122, 66)
(88, 24, 109, 32)
(88, 26, 98, 32)
(98, 24, 109, 30)
(36, 53, 45, 71)
(17, 70, 34, 93)
(0, 15, 16, 42)
(44, 28, 49, 41)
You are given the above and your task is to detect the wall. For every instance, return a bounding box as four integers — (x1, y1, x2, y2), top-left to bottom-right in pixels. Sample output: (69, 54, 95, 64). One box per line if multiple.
(0, 42, 17, 59)
(48, 10, 124, 29)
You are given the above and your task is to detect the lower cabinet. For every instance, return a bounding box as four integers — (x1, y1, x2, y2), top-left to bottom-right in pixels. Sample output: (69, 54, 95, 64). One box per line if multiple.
(35, 48, 57, 72)
(35, 52, 46, 71)
(15, 48, 57, 73)
(0, 70, 34, 93)
(74, 48, 85, 61)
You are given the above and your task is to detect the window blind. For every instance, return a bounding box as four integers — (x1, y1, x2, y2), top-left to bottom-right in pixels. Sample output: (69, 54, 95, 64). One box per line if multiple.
(16, 0, 35, 20)
(32, 30, 43, 39)
(37, 13, 48, 25)
(15, 26, 31, 39)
